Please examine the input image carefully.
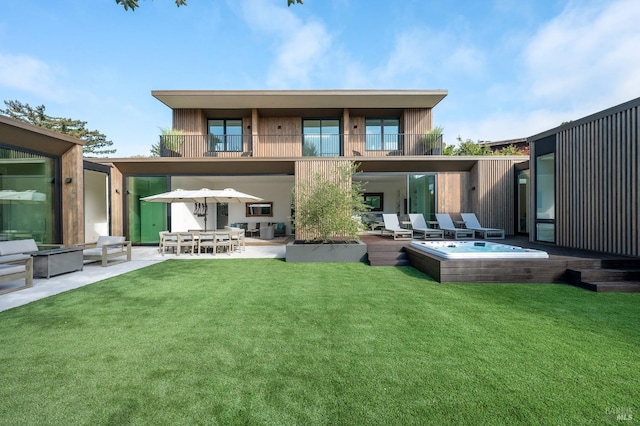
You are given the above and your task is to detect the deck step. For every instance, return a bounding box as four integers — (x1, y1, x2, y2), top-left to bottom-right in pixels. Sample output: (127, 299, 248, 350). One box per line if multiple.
(567, 268, 640, 282)
(572, 281, 640, 293)
(367, 250, 409, 266)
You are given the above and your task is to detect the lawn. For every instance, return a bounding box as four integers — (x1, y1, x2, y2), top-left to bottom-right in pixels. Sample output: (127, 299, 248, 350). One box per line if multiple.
(0, 259, 638, 425)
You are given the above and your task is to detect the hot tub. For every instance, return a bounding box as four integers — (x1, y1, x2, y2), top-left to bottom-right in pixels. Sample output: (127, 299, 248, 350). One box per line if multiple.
(410, 241, 549, 259)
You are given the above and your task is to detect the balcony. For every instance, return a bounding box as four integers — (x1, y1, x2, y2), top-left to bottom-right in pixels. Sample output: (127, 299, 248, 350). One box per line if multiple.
(158, 133, 443, 158)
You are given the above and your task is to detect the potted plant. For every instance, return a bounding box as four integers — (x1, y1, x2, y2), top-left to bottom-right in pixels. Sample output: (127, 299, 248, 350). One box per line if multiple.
(159, 127, 184, 157)
(286, 162, 370, 262)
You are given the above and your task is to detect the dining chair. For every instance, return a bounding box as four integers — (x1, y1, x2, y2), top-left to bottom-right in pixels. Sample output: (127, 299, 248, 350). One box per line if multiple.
(196, 232, 215, 255)
(177, 232, 196, 255)
(225, 226, 245, 252)
(159, 231, 179, 256)
(214, 231, 232, 255)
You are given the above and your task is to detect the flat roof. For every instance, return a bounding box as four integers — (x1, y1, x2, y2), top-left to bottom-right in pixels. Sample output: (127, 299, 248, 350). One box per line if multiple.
(94, 156, 525, 176)
(0, 115, 84, 156)
(151, 89, 448, 110)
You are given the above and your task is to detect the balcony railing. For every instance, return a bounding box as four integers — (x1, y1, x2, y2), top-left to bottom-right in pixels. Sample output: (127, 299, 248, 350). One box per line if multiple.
(158, 133, 443, 158)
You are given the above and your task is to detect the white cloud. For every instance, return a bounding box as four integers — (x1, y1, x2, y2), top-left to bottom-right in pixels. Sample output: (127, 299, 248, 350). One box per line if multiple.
(0, 52, 67, 100)
(238, 0, 334, 88)
(374, 28, 486, 87)
(524, 0, 640, 110)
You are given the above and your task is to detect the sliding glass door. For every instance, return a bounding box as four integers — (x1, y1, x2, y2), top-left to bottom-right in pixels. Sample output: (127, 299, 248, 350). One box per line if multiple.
(408, 174, 436, 220)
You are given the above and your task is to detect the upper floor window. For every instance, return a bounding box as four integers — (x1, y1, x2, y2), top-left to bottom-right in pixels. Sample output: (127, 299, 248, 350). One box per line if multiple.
(365, 119, 399, 151)
(208, 119, 242, 152)
(303, 119, 341, 157)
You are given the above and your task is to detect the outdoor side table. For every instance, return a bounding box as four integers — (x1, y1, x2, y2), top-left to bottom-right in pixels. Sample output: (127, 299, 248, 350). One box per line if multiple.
(31, 247, 84, 279)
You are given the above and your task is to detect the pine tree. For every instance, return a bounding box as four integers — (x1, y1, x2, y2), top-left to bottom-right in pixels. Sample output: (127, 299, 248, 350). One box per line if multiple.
(0, 100, 116, 157)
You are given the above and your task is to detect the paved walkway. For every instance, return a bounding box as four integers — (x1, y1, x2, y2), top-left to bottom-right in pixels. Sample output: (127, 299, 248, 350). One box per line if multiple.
(0, 244, 286, 313)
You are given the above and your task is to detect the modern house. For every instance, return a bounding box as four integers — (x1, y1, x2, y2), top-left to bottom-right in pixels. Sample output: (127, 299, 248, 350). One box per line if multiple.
(0, 90, 637, 258)
(97, 90, 524, 243)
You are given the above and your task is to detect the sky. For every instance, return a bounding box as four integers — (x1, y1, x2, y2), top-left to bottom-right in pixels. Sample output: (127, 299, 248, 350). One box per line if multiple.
(1, 0, 639, 157)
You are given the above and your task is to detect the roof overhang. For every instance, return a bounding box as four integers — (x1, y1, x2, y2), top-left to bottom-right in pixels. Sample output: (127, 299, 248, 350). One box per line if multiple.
(151, 90, 448, 110)
(0, 115, 84, 156)
(92, 156, 525, 176)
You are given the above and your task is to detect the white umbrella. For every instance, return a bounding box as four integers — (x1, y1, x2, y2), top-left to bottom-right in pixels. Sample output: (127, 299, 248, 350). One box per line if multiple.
(141, 188, 262, 231)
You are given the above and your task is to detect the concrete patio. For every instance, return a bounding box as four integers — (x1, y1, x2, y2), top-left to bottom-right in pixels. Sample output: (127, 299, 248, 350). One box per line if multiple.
(0, 244, 286, 313)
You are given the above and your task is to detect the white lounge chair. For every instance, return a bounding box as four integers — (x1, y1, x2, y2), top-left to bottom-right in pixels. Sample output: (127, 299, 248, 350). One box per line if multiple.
(435, 213, 475, 240)
(408, 214, 444, 239)
(460, 213, 505, 239)
(382, 214, 413, 240)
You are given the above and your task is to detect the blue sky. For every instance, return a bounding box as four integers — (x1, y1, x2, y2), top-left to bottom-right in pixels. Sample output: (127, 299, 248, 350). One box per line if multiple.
(1, 0, 639, 157)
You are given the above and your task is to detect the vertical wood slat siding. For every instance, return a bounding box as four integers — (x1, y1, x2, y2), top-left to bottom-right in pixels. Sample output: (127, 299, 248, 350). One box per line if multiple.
(172, 109, 206, 134)
(403, 108, 432, 155)
(294, 159, 352, 241)
(436, 172, 469, 216)
(556, 104, 639, 257)
(471, 159, 517, 235)
(257, 117, 301, 157)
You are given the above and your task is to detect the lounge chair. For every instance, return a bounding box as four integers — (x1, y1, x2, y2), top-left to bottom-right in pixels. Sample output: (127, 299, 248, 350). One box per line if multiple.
(460, 213, 505, 239)
(435, 214, 475, 240)
(382, 214, 413, 240)
(408, 214, 444, 240)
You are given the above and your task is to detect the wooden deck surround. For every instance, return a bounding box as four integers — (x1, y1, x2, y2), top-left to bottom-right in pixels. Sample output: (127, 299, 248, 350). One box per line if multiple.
(362, 235, 640, 289)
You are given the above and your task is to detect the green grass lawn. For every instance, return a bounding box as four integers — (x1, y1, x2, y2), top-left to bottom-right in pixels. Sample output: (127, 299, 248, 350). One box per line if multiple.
(0, 260, 638, 425)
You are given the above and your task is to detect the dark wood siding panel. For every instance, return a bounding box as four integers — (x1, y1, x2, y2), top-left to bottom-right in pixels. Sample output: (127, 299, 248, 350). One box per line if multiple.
(555, 103, 639, 257)
(256, 117, 301, 157)
(172, 109, 205, 134)
(61, 145, 84, 246)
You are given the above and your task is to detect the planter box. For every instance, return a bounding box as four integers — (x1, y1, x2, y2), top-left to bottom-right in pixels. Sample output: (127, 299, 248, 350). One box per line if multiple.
(286, 240, 367, 263)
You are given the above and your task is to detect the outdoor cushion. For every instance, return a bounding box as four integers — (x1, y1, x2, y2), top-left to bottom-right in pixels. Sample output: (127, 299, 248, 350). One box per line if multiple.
(96, 236, 125, 247)
(0, 253, 31, 263)
(0, 264, 27, 275)
(0, 239, 39, 256)
(82, 247, 127, 256)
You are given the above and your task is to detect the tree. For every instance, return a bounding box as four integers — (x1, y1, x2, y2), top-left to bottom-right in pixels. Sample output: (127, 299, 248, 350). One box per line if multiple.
(1, 100, 116, 157)
(115, 0, 303, 11)
(455, 136, 491, 156)
(293, 162, 370, 243)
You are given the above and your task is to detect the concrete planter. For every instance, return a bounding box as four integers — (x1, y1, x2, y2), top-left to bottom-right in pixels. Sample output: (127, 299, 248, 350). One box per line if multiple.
(285, 240, 367, 263)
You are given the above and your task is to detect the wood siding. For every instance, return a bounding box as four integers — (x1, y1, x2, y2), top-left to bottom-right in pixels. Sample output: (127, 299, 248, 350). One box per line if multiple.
(551, 102, 639, 257)
(294, 159, 352, 241)
(257, 117, 302, 157)
(110, 165, 124, 237)
(469, 159, 519, 234)
(403, 108, 432, 155)
(61, 145, 84, 246)
(436, 172, 469, 217)
(172, 109, 206, 134)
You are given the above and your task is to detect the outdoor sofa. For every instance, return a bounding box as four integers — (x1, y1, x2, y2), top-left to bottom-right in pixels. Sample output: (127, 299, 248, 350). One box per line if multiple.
(0, 239, 36, 294)
(76, 236, 131, 266)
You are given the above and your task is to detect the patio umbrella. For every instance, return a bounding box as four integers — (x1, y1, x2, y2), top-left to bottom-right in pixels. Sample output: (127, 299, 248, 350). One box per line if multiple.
(141, 188, 262, 231)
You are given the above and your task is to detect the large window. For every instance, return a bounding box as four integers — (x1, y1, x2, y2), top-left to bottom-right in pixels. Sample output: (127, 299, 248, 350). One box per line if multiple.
(0, 147, 58, 244)
(366, 119, 400, 151)
(303, 119, 340, 156)
(208, 119, 242, 152)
